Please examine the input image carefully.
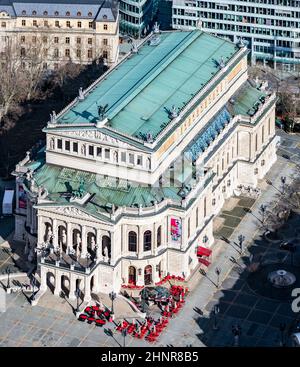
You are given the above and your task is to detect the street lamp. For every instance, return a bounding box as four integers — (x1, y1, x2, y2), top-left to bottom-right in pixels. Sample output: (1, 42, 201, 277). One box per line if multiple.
(215, 267, 221, 288)
(109, 291, 117, 316)
(238, 234, 245, 254)
(259, 204, 267, 224)
(212, 305, 220, 330)
(279, 322, 286, 347)
(232, 324, 242, 347)
(5, 267, 11, 289)
(121, 328, 127, 348)
(281, 176, 286, 194)
(75, 287, 81, 313)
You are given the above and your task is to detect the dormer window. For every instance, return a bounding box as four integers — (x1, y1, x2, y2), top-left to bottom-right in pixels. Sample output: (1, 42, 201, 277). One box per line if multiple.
(88, 12, 93, 17)
(103, 15, 107, 19)
(77, 11, 82, 16)
(43, 11, 48, 16)
(66, 11, 70, 16)
(22, 10, 26, 15)
(54, 11, 59, 16)
(32, 10, 36, 15)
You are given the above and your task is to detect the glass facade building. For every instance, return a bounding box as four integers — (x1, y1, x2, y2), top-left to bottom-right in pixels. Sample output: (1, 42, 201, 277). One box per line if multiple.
(172, 0, 300, 70)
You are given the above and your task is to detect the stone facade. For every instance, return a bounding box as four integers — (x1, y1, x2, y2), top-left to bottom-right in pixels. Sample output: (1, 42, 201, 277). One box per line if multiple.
(12, 30, 279, 302)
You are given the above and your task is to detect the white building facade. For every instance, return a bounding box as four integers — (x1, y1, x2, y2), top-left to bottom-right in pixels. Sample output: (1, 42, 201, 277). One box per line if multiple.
(13, 29, 278, 302)
(172, 0, 300, 70)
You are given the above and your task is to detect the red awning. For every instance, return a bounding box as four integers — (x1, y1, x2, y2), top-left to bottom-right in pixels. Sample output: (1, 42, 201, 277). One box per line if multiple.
(198, 258, 211, 267)
(197, 246, 212, 257)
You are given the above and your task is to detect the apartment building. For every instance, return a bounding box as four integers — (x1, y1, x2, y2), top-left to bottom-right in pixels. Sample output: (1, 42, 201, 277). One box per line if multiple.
(172, 0, 300, 71)
(0, 0, 119, 69)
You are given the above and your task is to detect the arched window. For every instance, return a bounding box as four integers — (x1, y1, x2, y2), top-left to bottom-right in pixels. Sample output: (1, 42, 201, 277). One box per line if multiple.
(102, 235, 111, 257)
(54, 11, 59, 16)
(22, 10, 26, 15)
(32, 10, 37, 15)
(128, 231, 137, 252)
(66, 11, 70, 16)
(43, 11, 48, 16)
(77, 11, 82, 16)
(88, 11, 93, 17)
(157, 226, 161, 247)
(143, 230, 151, 251)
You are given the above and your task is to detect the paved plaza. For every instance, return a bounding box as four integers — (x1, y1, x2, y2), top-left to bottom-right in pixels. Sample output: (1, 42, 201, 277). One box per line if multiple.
(0, 130, 300, 347)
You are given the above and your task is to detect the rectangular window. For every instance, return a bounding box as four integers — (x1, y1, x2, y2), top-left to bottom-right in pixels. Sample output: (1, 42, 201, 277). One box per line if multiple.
(66, 21, 71, 28)
(129, 153, 134, 164)
(65, 37, 70, 44)
(22, 20, 26, 26)
(33, 20, 37, 27)
(73, 142, 78, 152)
(121, 152, 126, 162)
(57, 139, 62, 149)
(32, 36, 37, 43)
(89, 21, 93, 28)
(88, 49, 93, 58)
(1, 22, 6, 28)
(105, 149, 110, 159)
(21, 36, 25, 43)
(97, 147, 102, 157)
(55, 20, 59, 27)
(104, 24, 108, 30)
(137, 155, 142, 165)
(77, 37, 81, 44)
(54, 37, 59, 44)
(44, 20, 48, 27)
(77, 21, 82, 28)
(88, 38, 92, 45)
(103, 38, 108, 46)
(76, 49, 81, 58)
(65, 49, 70, 57)
(65, 141, 70, 151)
(89, 145, 94, 156)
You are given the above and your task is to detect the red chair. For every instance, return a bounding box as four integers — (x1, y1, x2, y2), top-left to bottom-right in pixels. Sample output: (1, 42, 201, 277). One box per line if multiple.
(95, 319, 106, 326)
(92, 306, 99, 311)
(78, 314, 88, 321)
(84, 307, 92, 313)
(87, 317, 95, 324)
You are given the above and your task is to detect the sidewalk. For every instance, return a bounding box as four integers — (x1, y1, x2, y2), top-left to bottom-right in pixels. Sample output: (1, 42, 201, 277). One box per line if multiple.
(157, 155, 295, 347)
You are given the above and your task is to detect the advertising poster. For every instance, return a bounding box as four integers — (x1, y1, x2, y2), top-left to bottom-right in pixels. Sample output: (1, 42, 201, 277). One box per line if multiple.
(170, 218, 182, 241)
(18, 184, 27, 209)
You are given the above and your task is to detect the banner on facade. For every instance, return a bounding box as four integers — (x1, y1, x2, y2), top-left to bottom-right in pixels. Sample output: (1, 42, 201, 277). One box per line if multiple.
(170, 218, 182, 241)
(18, 184, 27, 209)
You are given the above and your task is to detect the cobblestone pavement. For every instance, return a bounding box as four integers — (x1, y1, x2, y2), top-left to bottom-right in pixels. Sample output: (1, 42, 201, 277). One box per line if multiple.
(1, 131, 300, 347)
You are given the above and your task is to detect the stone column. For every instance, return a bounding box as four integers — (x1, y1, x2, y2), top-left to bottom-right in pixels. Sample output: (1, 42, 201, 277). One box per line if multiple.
(136, 268, 144, 286)
(152, 223, 157, 256)
(138, 227, 143, 259)
(152, 263, 160, 283)
(40, 266, 47, 292)
(81, 225, 87, 258)
(110, 231, 115, 266)
(96, 229, 102, 260)
(54, 270, 61, 296)
(37, 216, 43, 245)
(84, 276, 91, 302)
(69, 274, 76, 300)
(67, 222, 72, 254)
(52, 218, 58, 247)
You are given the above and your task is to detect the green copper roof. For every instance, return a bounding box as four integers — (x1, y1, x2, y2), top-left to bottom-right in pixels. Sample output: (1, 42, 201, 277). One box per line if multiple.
(57, 30, 239, 141)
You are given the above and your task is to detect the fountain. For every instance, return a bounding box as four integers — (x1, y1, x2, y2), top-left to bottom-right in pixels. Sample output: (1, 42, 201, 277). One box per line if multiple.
(268, 269, 296, 288)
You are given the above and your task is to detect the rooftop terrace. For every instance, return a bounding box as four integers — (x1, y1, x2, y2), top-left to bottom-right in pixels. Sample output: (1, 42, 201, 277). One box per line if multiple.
(56, 30, 240, 141)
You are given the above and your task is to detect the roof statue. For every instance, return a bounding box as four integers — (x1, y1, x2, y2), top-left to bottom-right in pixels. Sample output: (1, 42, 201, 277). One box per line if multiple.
(131, 42, 138, 54)
(50, 111, 57, 124)
(97, 103, 108, 121)
(146, 132, 154, 143)
(153, 22, 160, 34)
(72, 178, 86, 199)
(237, 37, 245, 48)
(169, 105, 178, 119)
(78, 87, 85, 101)
(196, 18, 202, 30)
(219, 57, 225, 69)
